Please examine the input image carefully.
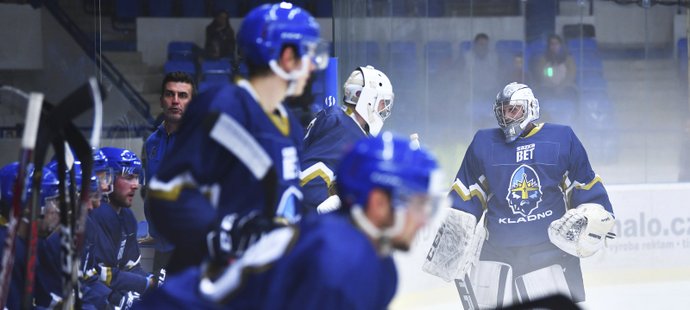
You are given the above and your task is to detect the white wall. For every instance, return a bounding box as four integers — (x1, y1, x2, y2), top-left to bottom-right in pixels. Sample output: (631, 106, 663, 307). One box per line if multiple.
(0, 4, 42, 69)
(593, 1, 675, 47)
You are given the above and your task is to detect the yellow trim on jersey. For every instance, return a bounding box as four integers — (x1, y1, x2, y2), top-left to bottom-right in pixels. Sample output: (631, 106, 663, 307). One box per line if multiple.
(0, 215, 7, 226)
(148, 184, 188, 201)
(267, 111, 290, 136)
(522, 123, 544, 139)
(451, 179, 488, 211)
(299, 170, 332, 188)
(575, 176, 603, 190)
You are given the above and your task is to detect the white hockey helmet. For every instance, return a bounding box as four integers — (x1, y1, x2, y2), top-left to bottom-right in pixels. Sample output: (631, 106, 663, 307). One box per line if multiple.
(493, 82, 540, 143)
(343, 65, 394, 136)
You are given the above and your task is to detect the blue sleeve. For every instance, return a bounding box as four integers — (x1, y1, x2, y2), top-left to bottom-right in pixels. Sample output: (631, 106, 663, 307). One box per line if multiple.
(449, 135, 488, 221)
(567, 129, 614, 215)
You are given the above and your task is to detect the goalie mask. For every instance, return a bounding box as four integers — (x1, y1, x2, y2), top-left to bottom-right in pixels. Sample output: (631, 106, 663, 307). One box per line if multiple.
(494, 82, 540, 143)
(343, 65, 394, 136)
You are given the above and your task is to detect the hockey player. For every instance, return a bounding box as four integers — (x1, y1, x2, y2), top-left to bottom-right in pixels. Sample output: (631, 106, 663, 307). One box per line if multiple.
(147, 2, 329, 272)
(134, 132, 446, 309)
(84, 147, 155, 304)
(300, 65, 394, 213)
(423, 82, 616, 308)
(0, 163, 64, 308)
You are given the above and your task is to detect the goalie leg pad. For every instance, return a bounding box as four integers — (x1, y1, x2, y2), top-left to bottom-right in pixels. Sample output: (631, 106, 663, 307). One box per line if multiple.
(470, 261, 513, 309)
(514, 264, 570, 304)
(422, 208, 483, 282)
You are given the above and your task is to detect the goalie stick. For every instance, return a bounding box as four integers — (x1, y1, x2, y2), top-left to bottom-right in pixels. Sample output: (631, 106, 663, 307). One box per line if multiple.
(455, 273, 480, 310)
(0, 92, 44, 308)
(20, 79, 103, 309)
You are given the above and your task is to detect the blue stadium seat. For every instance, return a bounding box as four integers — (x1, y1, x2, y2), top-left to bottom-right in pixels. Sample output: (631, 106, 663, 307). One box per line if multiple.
(578, 73, 607, 91)
(115, 0, 141, 20)
(180, 0, 206, 17)
(247, 0, 275, 11)
(460, 40, 472, 53)
(567, 38, 598, 52)
(164, 60, 197, 76)
(495, 40, 524, 55)
(425, 41, 453, 74)
(572, 52, 603, 71)
(168, 41, 198, 61)
(148, 0, 172, 17)
(137, 221, 149, 239)
(387, 41, 417, 72)
(351, 41, 381, 67)
(200, 59, 232, 83)
(678, 38, 688, 80)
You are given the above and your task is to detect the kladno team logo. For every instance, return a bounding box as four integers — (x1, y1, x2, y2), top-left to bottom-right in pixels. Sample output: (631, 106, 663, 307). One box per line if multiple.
(506, 164, 543, 217)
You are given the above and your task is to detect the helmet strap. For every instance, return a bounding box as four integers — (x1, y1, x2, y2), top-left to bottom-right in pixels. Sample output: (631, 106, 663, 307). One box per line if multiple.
(268, 55, 310, 96)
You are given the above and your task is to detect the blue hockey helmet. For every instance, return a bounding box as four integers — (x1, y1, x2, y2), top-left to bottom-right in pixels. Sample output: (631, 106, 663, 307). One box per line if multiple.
(337, 131, 445, 213)
(39, 165, 60, 212)
(100, 147, 143, 185)
(237, 2, 328, 79)
(0, 162, 30, 215)
(336, 133, 446, 251)
(93, 148, 113, 193)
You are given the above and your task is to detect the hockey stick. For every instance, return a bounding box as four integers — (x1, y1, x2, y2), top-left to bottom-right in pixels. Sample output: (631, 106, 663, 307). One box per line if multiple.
(0, 92, 44, 307)
(454, 273, 480, 310)
(20, 79, 102, 309)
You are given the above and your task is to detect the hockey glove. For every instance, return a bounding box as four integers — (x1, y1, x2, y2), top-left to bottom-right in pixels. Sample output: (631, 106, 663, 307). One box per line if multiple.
(206, 211, 280, 265)
(548, 203, 616, 258)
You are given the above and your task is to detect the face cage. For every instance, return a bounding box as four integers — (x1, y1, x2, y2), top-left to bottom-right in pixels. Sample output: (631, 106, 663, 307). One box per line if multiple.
(377, 97, 394, 121)
(494, 99, 528, 128)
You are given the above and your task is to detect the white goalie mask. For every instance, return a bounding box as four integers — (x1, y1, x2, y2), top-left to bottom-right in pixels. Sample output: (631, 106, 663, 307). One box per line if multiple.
(343, 65, 394, 136)
(493, 82, 540, 143)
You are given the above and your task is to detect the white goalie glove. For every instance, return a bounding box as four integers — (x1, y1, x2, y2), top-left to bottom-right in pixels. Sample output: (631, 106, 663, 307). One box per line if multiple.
(422, 208, 486, 282)
(548, 203, 616, 258)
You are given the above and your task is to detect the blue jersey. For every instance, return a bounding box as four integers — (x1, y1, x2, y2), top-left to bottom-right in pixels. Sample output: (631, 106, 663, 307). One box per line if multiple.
(451, 123, 613, 247)
(143, 123, 176, 252)
(35, 232, 62, 308)
(301, 105, 367, 210)
(135, 213, 397, 310)
(88, 202, 150, 294)
(148, 81, 304, 262)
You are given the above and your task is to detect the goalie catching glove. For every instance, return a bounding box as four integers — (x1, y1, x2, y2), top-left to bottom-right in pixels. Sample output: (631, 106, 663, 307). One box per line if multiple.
(548, 203, 616, 258)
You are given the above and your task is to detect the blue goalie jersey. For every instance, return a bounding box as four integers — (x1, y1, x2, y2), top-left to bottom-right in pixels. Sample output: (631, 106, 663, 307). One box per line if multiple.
(451, 123, 613, 247)
(301, 105, 367, 210)
(135, 213, 397, 310)
(148, 81, 304, 259)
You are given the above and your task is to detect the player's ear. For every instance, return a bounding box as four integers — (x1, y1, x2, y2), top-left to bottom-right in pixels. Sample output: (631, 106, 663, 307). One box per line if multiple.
(365, 188, 393, 228)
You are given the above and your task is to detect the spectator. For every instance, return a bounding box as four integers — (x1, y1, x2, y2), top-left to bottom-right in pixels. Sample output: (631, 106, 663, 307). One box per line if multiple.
(464, 33, 500, 129)
(143, 71, 196, 280)
(204, 10, 236, 61)
(532, 34, 577, 101)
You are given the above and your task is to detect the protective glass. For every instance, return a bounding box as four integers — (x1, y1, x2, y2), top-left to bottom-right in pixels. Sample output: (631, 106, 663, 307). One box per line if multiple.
(305, 40, 330, 70)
